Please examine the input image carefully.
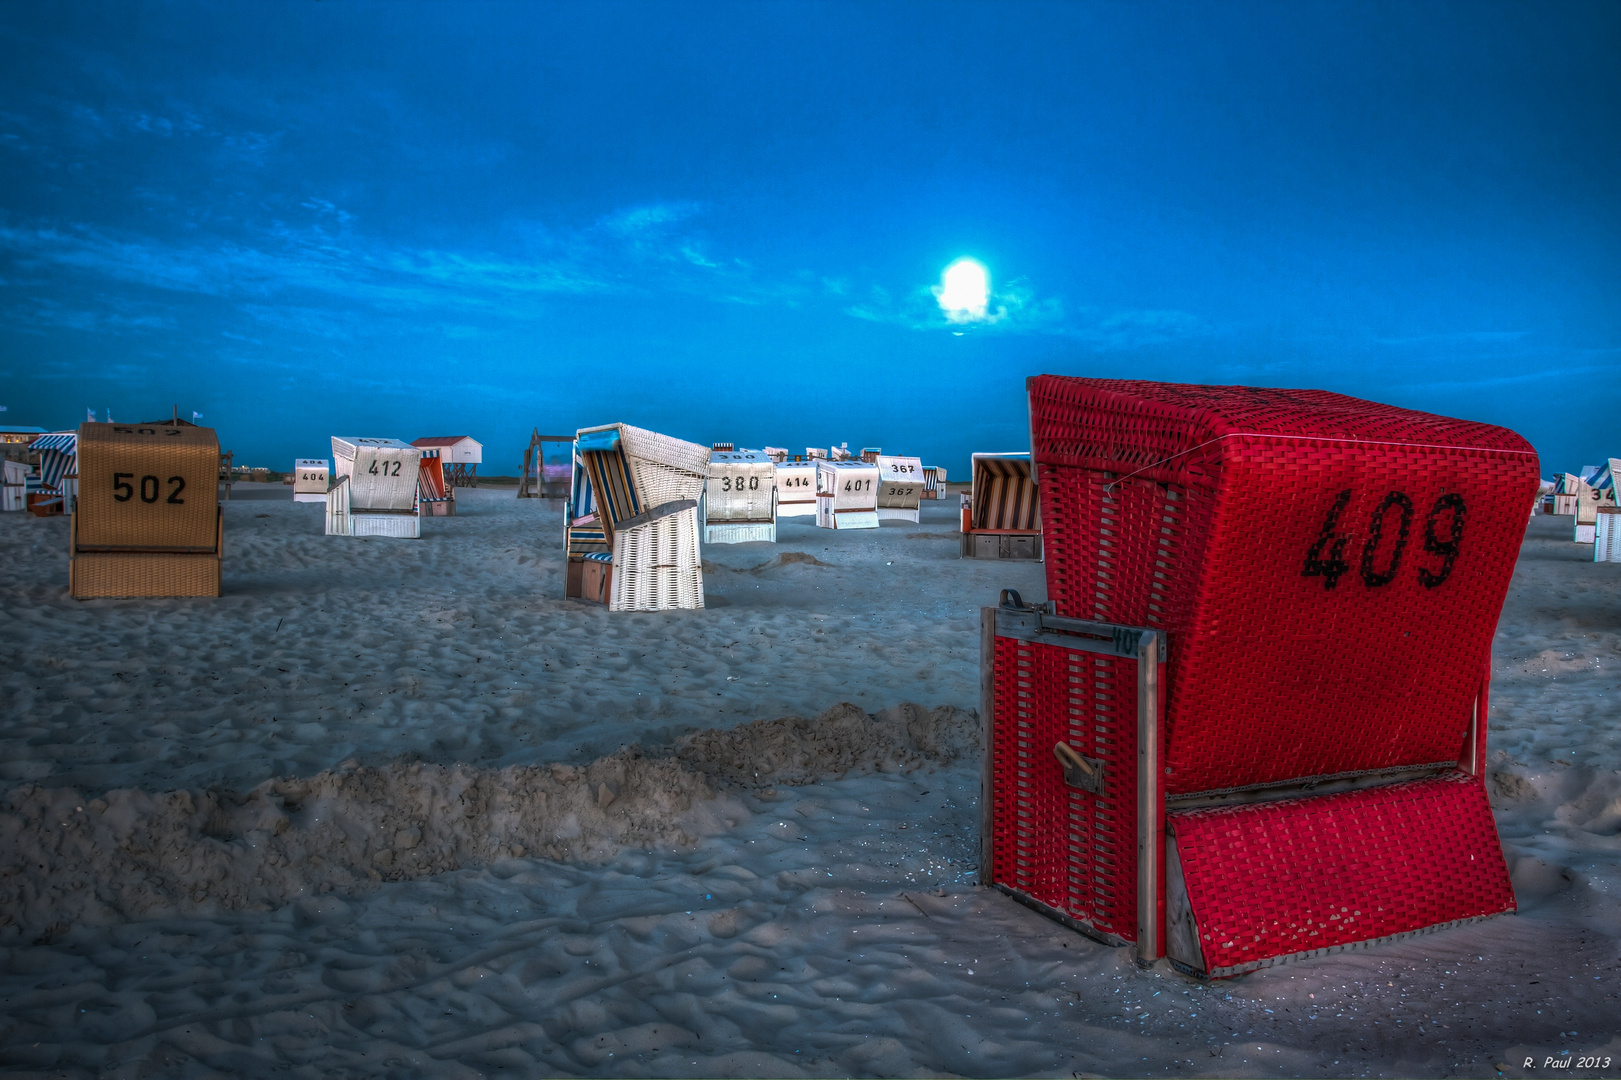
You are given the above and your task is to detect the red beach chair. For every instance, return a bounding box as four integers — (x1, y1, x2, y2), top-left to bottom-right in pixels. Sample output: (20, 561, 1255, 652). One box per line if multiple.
(980, 377, 1538, 977)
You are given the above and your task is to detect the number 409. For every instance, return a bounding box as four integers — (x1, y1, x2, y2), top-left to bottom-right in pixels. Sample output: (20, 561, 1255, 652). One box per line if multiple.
(1303, 489, 1465, 590)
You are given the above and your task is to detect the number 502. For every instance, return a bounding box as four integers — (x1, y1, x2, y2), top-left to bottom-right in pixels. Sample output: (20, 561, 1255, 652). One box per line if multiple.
(113, 473, 186, 505)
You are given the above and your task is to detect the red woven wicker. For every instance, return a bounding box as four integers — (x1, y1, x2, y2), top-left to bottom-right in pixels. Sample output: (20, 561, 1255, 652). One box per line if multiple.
(1169, 774, 1515, 977)
(1029, 377, 1539, 794)
(990, 634, 1141, 943)
(981, 378, 1531, 976)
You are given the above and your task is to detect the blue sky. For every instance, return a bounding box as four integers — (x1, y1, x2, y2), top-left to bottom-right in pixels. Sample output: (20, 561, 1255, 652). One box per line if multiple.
(1, 1, 1617, 476)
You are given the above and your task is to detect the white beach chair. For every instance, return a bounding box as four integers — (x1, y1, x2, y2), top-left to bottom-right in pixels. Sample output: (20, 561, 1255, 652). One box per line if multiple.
(1596, 507, 1621, 563)
(815, 459, 880, 529)
(874, 455, 924, 522)
(1576, 459, 1620, 544)
(703, 448, 777, 544)
(1, 458, 26, 512)
(569, 423, 707, 611)
(327, 437, 422, 538)
(775, 458, 818, 518)
(293, 458, 329, 503)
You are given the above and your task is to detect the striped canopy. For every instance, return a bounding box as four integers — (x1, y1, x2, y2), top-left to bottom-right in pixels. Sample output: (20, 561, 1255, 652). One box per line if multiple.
(34, 432, 77, 492)
(970, 453, 1039, 531)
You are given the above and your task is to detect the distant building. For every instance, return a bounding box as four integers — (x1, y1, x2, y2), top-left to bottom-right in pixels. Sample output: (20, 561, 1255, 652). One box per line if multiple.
(411, 436, 482, 487)
(0, 425, 47, 446)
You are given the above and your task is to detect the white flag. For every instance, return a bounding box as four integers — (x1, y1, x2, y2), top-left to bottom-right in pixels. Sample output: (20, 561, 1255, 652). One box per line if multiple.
(192, 411, 203, 423)
(87, 407, 96, 422)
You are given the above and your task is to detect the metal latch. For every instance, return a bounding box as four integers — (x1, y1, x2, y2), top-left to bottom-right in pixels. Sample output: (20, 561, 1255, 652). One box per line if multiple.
(1054, 741, 1105, 795)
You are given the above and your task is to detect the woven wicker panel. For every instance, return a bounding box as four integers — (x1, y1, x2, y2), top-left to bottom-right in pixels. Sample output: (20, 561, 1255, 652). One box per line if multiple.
(817, 460, 880, 512)
(1171, 773, 1514, 976)
(75, 422, 219, 551)
(774, 461, 818, 516)
(351, 512, 420, 538)
(706, 451, 777, 523)
(610, 508, 704, 611)
(990, 635, 1139, 942)
(1030, 377, 1539, 795)
(71, 552, 221, 598)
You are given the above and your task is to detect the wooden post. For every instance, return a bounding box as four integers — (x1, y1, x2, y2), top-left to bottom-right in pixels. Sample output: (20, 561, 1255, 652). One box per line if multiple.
(518, 428, 540, 498)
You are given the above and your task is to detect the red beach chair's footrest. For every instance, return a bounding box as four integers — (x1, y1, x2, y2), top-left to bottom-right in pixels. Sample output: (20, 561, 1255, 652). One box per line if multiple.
(1166, 773, 1515, 979)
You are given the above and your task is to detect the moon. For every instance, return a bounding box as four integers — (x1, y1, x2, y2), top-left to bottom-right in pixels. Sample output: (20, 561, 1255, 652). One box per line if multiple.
(936, 258, 989, 323)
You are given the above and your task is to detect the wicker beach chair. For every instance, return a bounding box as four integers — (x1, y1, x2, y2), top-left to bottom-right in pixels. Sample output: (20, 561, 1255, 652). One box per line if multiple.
(874, 455, 924, 522)
(921, 465, 945, 499)
(1596, 507, 1621, 563)
(979, 377, 1536, 977)
(1, 458, 25, 512)
(1583, 460, 1619, 547)
(26, 432, 77, 516)
(69, 421, 222, 598)
(416, 447, 455, 517)
(814, 459, 880, 530)
(292, 459, 329, 503)
(961, 452, 1041, 559)
(703, 448, 777, 543)
(774, 458, 818, 518)
(327, 437, 422, 538)
(566, 423, 707, 611)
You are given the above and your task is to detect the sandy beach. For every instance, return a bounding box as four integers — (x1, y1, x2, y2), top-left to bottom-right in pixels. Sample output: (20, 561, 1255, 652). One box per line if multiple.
(0, 491, 1617, 1078)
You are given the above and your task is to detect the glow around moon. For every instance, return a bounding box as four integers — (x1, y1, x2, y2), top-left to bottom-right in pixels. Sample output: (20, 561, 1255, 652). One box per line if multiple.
(934, 258, 990, 323)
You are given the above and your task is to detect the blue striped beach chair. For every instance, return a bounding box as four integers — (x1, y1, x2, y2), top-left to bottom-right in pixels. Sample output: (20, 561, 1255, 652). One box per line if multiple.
(28, 432, 77, 515)
(565, 423, 708, 610)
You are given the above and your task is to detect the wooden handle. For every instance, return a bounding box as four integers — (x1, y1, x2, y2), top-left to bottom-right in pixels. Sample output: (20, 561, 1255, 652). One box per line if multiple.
(1053, 741, 1096, 776)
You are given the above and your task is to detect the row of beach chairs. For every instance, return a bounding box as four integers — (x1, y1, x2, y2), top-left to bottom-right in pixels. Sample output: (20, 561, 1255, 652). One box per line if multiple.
(1544, 462, 1619, 560)
(560, 426, 1050, 610)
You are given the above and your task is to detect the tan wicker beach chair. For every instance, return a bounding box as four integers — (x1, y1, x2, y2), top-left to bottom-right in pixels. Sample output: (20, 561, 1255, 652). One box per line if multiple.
(69, 421, 222, 598)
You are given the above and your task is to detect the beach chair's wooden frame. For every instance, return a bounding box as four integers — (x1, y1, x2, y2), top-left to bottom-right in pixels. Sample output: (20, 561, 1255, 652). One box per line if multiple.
(518, 430, 575, 499)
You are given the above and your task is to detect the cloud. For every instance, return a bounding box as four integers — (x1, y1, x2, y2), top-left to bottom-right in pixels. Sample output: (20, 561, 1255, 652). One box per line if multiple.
(1373, 330, 1536, 347)
(603, 201, 705, 236)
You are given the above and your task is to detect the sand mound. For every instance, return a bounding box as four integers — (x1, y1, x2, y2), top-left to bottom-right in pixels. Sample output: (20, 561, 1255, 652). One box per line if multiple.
(748, 550, 833, 571)
(0, 702, 975, 936)
(677, 702, 977, 785)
